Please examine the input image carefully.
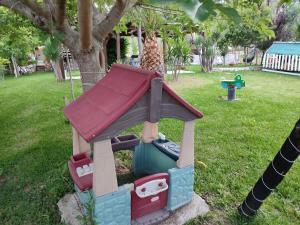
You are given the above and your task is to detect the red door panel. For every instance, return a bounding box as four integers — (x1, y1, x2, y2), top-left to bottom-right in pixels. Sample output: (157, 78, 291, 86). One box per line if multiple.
(131, 173, 169, 220)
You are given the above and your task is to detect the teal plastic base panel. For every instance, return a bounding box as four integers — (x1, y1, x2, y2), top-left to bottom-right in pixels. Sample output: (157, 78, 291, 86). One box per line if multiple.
(167, 166, 194, 211)
(93, 185, 131, 225)
(133, 142, 176, 176)
(74, 185, 93, 214)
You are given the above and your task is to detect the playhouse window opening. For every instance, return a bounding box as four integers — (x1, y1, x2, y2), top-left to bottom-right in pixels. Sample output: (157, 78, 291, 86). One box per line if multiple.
(114, 150, 133, 171)
(158, 118, 184, 143)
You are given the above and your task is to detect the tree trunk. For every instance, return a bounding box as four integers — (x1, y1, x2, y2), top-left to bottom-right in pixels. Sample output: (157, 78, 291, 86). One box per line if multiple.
(201, 46, 207, 72)
(163, 39, 168, 74)
(50, 59, 64, 81)
(74, 46, 104, 92)
(59, 58, 65, 79)
(116, 32, 121, 62)
(11, 56, 19, 78)
(137, 24, 143, 62)
(78, 0, 92, 51)
(261, 50, 266, 65)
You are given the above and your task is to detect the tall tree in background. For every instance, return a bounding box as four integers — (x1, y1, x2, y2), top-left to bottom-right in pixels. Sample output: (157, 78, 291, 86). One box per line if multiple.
(139, 9, 164, 74)
(0, 0, 137, 91)
(0, 0, 242, 88)
(0, 7, 41, 76)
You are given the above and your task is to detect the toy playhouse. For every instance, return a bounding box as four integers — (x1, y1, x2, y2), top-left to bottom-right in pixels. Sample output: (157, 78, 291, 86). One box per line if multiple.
(64, 64, 203, 225)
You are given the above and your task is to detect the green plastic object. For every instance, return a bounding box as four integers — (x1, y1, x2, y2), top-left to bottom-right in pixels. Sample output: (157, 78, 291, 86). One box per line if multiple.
(133, 142, 176, 176)
(221, 74, 245, 89)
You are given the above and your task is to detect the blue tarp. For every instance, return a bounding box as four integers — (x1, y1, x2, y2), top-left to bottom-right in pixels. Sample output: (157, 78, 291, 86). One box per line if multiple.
(267, 42, 300, 56)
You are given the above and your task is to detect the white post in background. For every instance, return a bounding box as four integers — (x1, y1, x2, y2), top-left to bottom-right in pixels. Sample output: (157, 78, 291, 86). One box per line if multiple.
(282, 55, 287, 70)
(274, 54, 278, 70)
(271, 54, 275, 69)
(298, 55, 300, 71)
(266, 54, 270, 68)
(277, 55, 282, 70)
(269, 54, 273, 69)
(291, 55, 295, 71)
(294, 55, 299, 71)
(262, 53, 267, 68)
(283, 55, 287, 70)
(287, 55, 291, 71)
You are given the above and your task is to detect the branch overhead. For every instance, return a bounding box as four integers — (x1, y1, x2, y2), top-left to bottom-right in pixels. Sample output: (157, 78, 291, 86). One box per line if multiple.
(0, 0, 50, 32)
(55, 0, 66, 29)
(93, 0, 138, 41)
(20, 0, 50, 19)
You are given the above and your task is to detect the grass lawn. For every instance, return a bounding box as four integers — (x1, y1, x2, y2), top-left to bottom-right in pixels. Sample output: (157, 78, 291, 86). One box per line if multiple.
(0, 69, 300, 225)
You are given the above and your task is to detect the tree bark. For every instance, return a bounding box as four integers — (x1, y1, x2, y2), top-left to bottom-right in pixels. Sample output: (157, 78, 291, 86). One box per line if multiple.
(50, 59, 63, 81)
(11, 56, 19, 78)
(0, 0, 138, 91)
(116, 32, 121, 62)
(137, 24, 143, 62)
(73, 46, 104, 92)
(163, 39, 167, 73)
(78, 0, 92, 51)
(59, 58, 65, 79)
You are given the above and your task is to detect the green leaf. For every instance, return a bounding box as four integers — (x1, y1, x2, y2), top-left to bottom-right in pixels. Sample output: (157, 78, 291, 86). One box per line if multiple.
(279, 0, 293, 5)
(215, 5, 241, 24)
(195, 7, 211, 21)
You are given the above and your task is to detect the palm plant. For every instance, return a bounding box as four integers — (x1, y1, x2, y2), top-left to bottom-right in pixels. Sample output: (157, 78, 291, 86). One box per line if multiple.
(195, 35, 214, 72)
(166, 37, 191, 81)
(43, 33, 64, 81)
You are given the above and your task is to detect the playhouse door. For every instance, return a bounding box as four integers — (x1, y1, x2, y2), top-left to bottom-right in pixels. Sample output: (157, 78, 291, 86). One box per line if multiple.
(131, 173, 169, 220)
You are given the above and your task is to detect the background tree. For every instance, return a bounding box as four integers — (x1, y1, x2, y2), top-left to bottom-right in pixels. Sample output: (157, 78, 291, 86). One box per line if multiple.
(217, 38, 229, 66)
(255, 1, 300, 59)
(164, 26, 191, 80)
(43, 33, 64, 81)
(0, 7, 41, 76)
(216, 1, 274, 64)
(0, 0, 243, 87)
(0, 0, 137, 91)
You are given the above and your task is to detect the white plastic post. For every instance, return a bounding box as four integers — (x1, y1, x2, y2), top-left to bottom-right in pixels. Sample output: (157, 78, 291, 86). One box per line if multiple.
(142, 121, 159, 143)
(93, 139, 118, 197)
(72, 126, 91, 155)
(177, 120, 196, 168)
(287, 55, 291, 71)
(266, 54, 270, 68)
(271, 54, 275, 69)
(262, 53, 267, 68)
(269, 54, 273, 69)
(282, 55, 285, 70)
(291, 55, 295, 71)
(78, 135, 91, 153)
(72, 127, 80, 155)
(296, 56, 299, 71)
(283, 55, 287, 70)
(274, 54, 278, 69)
(278, 55, 282, 70)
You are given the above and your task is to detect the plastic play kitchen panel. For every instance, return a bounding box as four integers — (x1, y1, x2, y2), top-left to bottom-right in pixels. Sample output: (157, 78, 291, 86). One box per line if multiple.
(131, 173, 169, 220)
(152, 138, 180, 161)
(68, 152, 93, 191)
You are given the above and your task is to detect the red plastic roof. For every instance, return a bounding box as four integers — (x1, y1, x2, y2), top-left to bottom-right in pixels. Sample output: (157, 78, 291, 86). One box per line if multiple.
(64, 64, 203, 142)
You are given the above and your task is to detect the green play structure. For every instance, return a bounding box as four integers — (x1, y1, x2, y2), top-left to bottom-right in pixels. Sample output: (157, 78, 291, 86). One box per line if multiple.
(221, 74, 245, 101)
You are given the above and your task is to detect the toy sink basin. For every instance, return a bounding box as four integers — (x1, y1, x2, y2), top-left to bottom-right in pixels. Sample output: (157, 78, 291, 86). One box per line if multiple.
(221, 74, 245, 89)
(152, 139, 180, 161)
